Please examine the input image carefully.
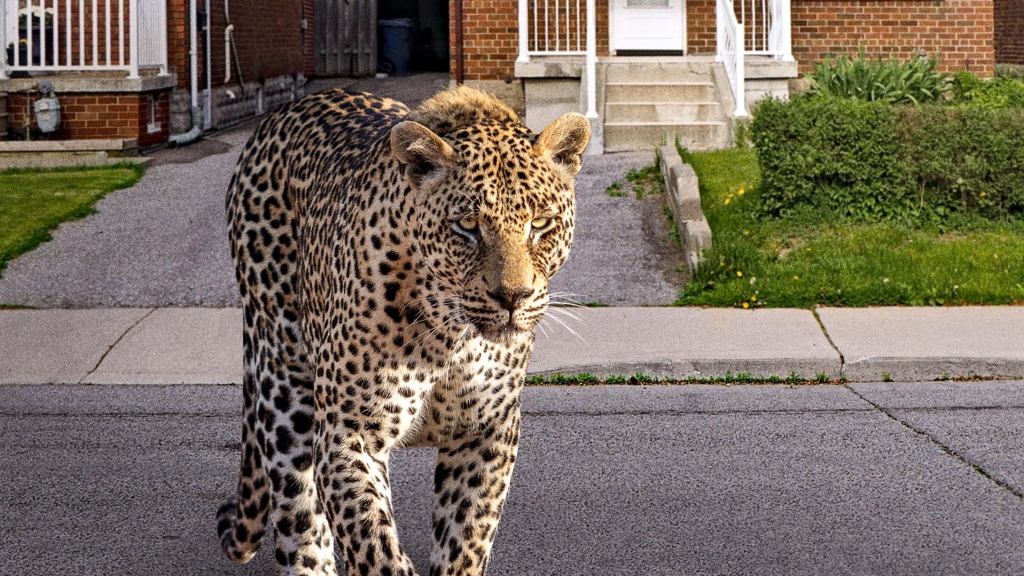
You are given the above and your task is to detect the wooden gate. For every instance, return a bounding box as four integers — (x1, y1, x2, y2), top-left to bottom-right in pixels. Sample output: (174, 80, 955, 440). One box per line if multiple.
(314, 0, 376, 77)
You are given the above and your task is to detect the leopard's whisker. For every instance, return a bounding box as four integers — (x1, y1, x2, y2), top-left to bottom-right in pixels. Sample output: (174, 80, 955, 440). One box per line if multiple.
(546, 306, 586, 325)
(542, 311, 586, 342)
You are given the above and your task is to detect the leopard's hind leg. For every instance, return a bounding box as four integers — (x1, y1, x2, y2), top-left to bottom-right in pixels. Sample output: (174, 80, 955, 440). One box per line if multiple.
(218, 311, 271, 563)
(222, 126, 337, 574)
(254, 311, 337, 575)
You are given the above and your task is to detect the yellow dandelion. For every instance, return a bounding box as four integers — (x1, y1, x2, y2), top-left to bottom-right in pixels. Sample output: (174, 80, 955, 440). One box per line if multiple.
(737, 187, 746, 196)
(736, 271, 744, 278)
(723, 197, 732, 206)
(751, 295, 757, 302)
(742, 302, 750, 309)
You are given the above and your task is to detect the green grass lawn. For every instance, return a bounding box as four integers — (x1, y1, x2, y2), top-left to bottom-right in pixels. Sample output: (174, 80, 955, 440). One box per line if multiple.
(0, 164, 144, 276)
(676, 147, 1024, 307)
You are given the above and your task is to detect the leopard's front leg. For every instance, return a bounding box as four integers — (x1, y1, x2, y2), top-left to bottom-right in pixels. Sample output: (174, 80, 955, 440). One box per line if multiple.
(430, 408, 521, 576)
(315, 375, 423, 576)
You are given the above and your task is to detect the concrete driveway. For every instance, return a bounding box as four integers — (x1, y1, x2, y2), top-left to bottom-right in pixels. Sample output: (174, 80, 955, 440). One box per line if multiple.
(0, 74, 681, 308)
(3, 381, 1024, 576)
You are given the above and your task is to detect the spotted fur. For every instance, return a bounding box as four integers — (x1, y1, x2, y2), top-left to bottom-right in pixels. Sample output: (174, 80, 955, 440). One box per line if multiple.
(220, 85, 590, 576)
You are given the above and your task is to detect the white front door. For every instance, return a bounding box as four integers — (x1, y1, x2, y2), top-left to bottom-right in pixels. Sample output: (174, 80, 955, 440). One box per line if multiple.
(612, 0, 686, 52)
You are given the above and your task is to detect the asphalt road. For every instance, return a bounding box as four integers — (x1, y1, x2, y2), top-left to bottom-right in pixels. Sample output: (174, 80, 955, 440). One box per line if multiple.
(2, 381, 1023, 576)
(0, 75, 681, 308)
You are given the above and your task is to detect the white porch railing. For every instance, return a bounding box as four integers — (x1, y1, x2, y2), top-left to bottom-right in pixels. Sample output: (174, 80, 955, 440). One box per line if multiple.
(522, 0, 586, 55)
(0, 0, 168, 80)
(735, 0, 792, 59)
(516, 0, 598, 119)
(515, 0, 790, 120)
(717, 0, 747, 117)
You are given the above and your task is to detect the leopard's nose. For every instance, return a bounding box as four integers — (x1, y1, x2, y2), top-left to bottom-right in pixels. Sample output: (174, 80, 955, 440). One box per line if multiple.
(487, 287, 534, 312)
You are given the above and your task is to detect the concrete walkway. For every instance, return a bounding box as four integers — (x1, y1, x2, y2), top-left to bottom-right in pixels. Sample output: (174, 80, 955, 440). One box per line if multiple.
(3, 306, 1024, 385)
(0, 75, 678, 307)
(3, 380, 1024, 575)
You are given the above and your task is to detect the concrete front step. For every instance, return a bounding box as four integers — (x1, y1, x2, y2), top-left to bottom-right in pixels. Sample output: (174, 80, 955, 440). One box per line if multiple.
(0, 138, 143, 169)
(605, 81, 716, 103)
(605, 101, 725, 123)
(605, 61, 715, 83)
(600, 60, 731, 151)
(603, 121, 730, 152)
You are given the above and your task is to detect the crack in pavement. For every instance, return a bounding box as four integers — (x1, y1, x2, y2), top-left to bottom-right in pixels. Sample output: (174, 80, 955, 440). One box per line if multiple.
(78, 307, 157, 383)
(813, 307, 846, 373)
(846, 384, 1024, 500)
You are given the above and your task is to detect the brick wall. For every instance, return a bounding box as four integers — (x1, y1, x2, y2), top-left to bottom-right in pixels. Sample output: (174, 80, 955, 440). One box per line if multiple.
(206, 0, 306, 87)
(995, 0, 1024, 65)
(789, 0, 994, 74)
(168, 0, 190, 88)
(165, 0, 308, 90)
(8, 91, 171, 147)
(449, 0, 518, 80)
(455, 0, 995, 79)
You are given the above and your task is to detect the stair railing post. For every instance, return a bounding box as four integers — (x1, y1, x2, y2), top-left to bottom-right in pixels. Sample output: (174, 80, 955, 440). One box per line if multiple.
(160, 0, 169, 74)
(585, 0, 596, 118)
(734, 19, 748, 117)
(129, 0, 139, 78)
(777, 0, 793, 61)
(0, 4, 7, 79)
(517, 0, 530, 63)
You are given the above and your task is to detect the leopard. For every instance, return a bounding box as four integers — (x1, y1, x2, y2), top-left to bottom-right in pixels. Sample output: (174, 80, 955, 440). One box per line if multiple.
(218, 84, 591, 576)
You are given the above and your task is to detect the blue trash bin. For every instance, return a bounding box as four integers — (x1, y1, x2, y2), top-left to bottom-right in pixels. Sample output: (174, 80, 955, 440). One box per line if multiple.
(379, 18, 415, 76)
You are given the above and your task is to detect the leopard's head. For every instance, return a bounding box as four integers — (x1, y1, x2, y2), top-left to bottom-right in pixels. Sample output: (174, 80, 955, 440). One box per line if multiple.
(391, 91, 589, 341)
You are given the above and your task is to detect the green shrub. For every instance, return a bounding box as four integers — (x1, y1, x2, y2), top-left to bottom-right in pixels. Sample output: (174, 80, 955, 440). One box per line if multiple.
(751, 97, 911, 219)
(807, 52, 949, 105)
(951, 72, 1024, 109)
(751, 96, 1024, 222)
(900, 105, 1024, 216)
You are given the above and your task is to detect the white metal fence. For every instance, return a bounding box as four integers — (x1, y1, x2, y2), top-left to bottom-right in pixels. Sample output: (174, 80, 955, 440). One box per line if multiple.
(735, 0, 791, 59)
(525, 0, 586, 55)
(517, 0, 597, 118)
(0, 0, 167, 79)
(717, 0, 747, 117)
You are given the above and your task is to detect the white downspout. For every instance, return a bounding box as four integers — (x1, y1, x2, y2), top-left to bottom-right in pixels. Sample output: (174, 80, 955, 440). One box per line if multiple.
(224, 24, 234, 83)
(170, 0, 203, 146)
(203, 0, 212, 129)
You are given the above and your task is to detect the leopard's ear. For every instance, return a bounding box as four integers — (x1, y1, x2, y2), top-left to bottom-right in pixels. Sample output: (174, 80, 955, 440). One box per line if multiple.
(534, 113, 591, 176)
(390, 121, 454, 187)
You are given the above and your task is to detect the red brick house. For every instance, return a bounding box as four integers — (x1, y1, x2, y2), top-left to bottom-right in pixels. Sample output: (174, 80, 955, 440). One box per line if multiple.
(455, 0, 1015, 151)
(0, 0, 313, 149)
(1, 0, 1020, 154)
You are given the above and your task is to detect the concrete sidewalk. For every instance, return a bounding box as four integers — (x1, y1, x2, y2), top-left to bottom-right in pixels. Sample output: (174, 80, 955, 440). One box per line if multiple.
(3, 306, 1024, 385)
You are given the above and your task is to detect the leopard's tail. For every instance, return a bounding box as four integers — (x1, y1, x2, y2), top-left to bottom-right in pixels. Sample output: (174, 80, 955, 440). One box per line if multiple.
(216, 340, 270, 564)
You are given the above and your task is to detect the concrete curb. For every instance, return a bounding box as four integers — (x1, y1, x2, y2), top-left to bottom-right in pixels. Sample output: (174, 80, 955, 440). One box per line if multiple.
(817, 307, 1024, 382)
(658, 144, 711, 276)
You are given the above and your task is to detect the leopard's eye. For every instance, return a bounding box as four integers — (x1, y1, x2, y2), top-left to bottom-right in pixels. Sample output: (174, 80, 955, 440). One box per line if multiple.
(458, 215, 479, 232)
(530, 217, 553, 232)
(453, 214, 480, 240)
